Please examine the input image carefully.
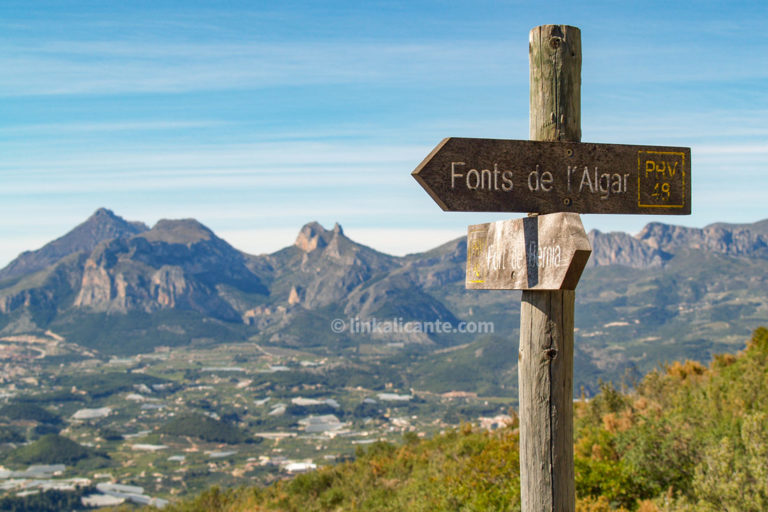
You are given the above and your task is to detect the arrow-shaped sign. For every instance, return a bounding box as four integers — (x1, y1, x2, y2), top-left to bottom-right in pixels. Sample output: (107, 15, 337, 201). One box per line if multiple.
(413, 138, 691, 215)
(466, 212, 592, 290)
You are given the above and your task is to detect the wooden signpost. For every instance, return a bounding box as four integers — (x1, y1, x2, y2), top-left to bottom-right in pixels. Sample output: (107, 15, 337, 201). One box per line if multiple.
(412, 138, 691, 215)
(411, 24, 691, 512)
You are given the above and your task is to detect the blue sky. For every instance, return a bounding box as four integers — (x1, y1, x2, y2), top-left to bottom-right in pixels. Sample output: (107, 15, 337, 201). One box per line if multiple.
(1, 1, 766, 266)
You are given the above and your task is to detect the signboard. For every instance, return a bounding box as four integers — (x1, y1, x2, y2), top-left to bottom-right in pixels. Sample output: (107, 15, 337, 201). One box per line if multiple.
(466, 212, 592, 290)
(413, 138, 691, 215)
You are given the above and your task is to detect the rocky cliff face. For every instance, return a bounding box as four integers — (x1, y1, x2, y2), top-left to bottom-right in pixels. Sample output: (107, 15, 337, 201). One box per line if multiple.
(586, 230, 668, 268)
(69, 218, 265, 321)
(637, 222, 768, 258)
(585, 220, 768, 269)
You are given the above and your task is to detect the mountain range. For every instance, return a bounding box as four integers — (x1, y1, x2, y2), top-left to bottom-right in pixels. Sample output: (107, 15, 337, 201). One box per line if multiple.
(1, 208, 766, 395)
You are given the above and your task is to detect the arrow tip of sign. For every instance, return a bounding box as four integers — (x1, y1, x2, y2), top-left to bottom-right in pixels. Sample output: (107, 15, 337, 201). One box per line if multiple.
(411, 138, 451, 177)
(412, 139, 453, 211)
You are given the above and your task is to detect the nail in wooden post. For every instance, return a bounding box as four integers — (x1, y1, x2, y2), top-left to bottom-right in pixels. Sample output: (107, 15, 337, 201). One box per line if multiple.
(519, 24, 581, 512)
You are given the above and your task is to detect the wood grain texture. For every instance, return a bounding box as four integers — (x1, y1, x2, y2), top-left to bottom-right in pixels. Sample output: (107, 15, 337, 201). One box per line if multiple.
(465, 213, 591, 290)
(519, 290, 575, 511)
(529, 25, 581, 142)
(518, 23, 579, 512)
(411, 137, 691, 214)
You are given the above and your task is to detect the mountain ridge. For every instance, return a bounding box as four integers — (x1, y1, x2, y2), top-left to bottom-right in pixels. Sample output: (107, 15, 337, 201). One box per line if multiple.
(1, 209, 766, 390)
(3, 210, 767, 285)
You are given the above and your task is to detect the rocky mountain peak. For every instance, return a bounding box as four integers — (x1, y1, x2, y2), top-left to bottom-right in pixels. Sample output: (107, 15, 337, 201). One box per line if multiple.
(0, 208, 148, 282)
(295, 222, 341, 253)
(139, 219, 215, 245)
(91, 207, 117, 219)
(81, 207, 149, 236)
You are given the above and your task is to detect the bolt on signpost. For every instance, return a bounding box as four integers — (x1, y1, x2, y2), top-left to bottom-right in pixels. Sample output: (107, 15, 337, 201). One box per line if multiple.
(412, 25, 691, 511)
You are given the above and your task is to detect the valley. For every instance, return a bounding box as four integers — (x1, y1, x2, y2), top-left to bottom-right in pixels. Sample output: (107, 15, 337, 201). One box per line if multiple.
(0, 333, 511, 505)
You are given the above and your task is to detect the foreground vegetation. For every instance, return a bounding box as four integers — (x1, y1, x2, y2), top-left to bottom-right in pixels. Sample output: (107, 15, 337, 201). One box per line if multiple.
(146, 327, 768, 511)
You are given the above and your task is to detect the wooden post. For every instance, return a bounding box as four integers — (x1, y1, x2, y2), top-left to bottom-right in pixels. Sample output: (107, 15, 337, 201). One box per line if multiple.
(519, 24, 581, 512)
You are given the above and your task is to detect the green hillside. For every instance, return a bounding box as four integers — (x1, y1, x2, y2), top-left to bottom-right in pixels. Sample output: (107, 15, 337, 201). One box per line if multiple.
(6, 434, 104, 466)
(147, 327, 768, 511)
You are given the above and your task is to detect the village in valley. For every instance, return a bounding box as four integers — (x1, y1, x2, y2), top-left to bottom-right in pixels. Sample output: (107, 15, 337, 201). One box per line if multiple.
(0, 332, 513, 507)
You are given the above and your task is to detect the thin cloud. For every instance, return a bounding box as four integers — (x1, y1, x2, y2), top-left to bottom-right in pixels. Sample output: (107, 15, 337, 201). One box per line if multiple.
(0, 40, 520, 96)
(0, 141, 427, 173)
(695, 144, 768, 155)
(0, 120, 229, 135)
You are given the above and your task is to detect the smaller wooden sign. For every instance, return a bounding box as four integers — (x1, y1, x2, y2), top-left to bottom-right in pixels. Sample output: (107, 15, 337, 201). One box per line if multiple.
(466, 212, 592, 290)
